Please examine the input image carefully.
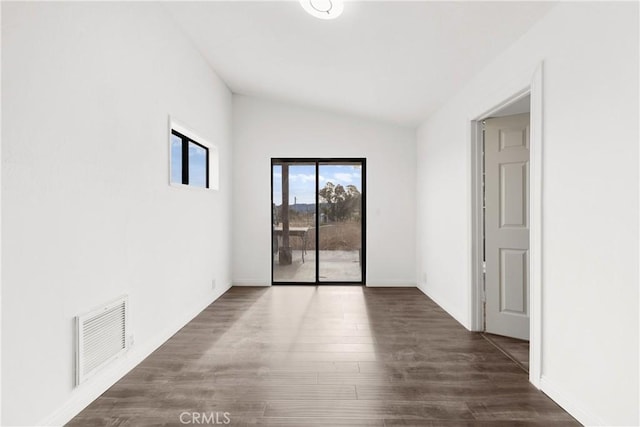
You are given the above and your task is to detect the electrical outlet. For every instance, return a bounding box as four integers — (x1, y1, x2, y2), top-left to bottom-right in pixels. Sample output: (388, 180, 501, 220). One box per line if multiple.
(211, 279, 217, 290)
(128, 335, 134, 347)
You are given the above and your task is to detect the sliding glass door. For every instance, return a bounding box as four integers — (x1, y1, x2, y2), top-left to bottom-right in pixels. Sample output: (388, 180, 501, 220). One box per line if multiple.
(272, 158, 366, 285)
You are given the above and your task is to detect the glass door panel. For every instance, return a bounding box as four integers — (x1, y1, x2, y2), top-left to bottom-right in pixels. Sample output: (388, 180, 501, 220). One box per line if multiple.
(272, 161, 316, 283)
(318, 163, 363, 283)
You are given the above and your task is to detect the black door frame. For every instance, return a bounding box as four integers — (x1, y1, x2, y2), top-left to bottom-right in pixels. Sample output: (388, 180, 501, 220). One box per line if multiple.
(271, 158, 366, 285)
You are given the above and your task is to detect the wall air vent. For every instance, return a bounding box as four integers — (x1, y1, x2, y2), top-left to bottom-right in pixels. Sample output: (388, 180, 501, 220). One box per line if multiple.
(75, 296, 129, 385)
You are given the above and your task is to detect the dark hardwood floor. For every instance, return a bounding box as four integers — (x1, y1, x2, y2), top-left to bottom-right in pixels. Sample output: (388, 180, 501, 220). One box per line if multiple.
(68, 286, 579, 426)
(482, 333, 530, 373)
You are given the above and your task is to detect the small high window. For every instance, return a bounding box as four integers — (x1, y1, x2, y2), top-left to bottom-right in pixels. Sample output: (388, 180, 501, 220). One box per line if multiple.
(170, 129, 209, 188)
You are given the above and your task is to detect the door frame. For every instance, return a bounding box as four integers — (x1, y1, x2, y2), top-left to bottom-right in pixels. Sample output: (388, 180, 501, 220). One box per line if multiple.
(469, 63, 543, 388)
(270, 157, 367, 286)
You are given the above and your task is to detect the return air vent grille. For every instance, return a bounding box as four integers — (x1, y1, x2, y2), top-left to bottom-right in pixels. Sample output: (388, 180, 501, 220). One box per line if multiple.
(75, 296, 128, 385)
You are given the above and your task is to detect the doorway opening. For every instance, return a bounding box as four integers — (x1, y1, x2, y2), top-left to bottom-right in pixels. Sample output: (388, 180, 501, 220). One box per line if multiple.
(471, 87, 540, 378)
(271, 158, 366, 285)
(482, 99, 531, 367)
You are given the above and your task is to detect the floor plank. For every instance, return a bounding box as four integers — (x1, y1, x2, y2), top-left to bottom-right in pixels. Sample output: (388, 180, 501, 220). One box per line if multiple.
(482, 332, 530, 372)
(67, 286, 579, 426)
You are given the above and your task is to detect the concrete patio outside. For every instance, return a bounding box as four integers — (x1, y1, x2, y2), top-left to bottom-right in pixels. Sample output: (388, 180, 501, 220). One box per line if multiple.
(273, 250, 361, 282)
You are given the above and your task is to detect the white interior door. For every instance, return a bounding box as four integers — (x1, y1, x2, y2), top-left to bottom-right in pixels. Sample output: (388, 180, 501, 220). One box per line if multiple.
(484, 113, 530, 340)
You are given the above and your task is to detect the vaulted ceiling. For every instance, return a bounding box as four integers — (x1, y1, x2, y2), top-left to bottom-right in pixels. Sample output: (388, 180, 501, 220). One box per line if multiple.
(164, 1, 555, 126)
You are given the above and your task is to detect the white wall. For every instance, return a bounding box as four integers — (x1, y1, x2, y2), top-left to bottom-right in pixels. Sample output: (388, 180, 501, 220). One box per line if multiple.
(416, 2, 638, 425)
(1, 3, 233, 425)
(233, 96, 416, 287)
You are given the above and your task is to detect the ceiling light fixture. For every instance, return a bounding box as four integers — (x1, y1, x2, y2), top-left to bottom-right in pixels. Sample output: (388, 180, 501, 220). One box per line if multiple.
(299, 0, 344, 20)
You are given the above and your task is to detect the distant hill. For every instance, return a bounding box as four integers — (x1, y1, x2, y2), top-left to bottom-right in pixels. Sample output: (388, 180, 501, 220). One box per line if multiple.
(290, 203, 315, 213)
(274, 203, 329, 213)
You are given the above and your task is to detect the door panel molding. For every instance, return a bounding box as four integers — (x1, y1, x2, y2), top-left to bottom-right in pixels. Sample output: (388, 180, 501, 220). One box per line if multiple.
(499, 128, 529, 151)
(499, 248, 528, 315)
(499, 161, 528, 228)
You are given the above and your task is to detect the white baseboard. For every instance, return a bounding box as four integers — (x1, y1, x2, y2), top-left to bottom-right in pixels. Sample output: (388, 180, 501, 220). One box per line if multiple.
(232, 280, 270, 286)
(366, 281, 416, 287)
(540, 375, 605, 426)
(37, 284, 232, 427)
(416, 284, 470, 330)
